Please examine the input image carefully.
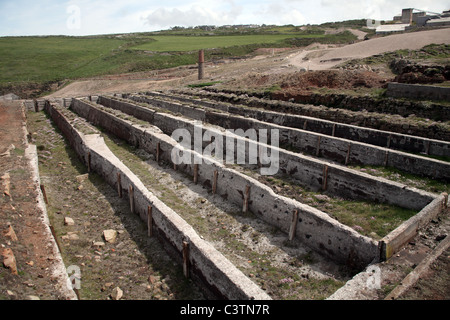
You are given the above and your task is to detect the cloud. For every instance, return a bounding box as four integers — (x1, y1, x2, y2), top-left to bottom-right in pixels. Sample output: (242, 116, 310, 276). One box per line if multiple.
(143, 2, 243, 28)
(254, 2, 308, 25)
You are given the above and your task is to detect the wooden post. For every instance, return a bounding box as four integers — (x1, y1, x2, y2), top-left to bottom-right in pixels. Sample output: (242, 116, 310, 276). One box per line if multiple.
(384, 150, 389, 167)
(303, 120, 308, 130)
(243, 185, 250, 213)
(443, 193, 448, 210)
(156, 142, 160, 163)
(322, 165, 329, 191)
(212, 170, 218, 194)
(425, 141, 431, 155)
(316, 136, 321, 157)
(40, 184, 48, 204)
(182, 241, 190, 278)
(332, 123, 336, 137)
(386, 134, 392, 148)
(87, 152, 91, 173)
(129, 185, 135, 214)
(289, 209, 299, 241)
(117, 172, 122, 198)
(193, 164, 199, 184)
(345, 143, 351, 165)
(147, 205, 153, 237)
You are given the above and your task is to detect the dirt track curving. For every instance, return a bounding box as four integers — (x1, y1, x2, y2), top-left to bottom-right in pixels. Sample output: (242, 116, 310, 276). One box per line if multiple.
(289, 28, 450, 70)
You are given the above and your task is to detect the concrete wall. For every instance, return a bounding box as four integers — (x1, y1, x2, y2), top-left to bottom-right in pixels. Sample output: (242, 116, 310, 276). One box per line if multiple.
(126, 93, 450, 182)
(71, 98, 381, 268)
(44, 100, 271, 300)
(96, 96, 437, 211)
(143, 91, 450, 159)
(386, 82, 450, 102)
(176, 89, 450, 142)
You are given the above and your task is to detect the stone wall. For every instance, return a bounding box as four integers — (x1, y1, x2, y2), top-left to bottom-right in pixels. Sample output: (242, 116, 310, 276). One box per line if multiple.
(386, 82, 450, 102)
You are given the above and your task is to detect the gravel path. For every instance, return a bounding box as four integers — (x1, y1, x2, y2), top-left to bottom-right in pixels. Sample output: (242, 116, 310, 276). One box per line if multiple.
(289, 28, 450, 70)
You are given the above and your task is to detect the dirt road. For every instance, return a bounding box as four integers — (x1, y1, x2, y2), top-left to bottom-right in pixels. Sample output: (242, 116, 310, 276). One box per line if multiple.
(289, 28, 450, 70)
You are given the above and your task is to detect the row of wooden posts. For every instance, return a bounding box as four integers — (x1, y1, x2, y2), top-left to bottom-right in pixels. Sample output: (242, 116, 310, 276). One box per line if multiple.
(111, 141, 319, 280)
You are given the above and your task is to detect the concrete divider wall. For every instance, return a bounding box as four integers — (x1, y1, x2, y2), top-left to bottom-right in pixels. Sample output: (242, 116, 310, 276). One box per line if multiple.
(71, 98, 380, 268)
(126, 94, 450, 181)
(164, 90, 450, 157)
(44, 100, 272, 300)
(96, 96, 437, 211)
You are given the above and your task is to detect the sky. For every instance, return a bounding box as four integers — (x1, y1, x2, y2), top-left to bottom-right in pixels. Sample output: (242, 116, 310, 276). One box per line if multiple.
(0, 0, 449, 36)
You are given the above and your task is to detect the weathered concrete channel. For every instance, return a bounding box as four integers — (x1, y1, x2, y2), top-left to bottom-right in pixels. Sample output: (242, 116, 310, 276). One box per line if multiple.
(171, 88, 450, 152)
(93, 95, 437, 212)
(43, 100, 272, 300)
(72, 96, 448, 258)
(123, 92, 450, 182)
(36, 93, 448, 300)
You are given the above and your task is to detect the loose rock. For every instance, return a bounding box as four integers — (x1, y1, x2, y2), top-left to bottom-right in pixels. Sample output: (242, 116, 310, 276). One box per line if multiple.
(111, 287, 123, 300)
(103, 229, 118, 244)
(2, 248, 18, 275)
(64, 217, 75, 226)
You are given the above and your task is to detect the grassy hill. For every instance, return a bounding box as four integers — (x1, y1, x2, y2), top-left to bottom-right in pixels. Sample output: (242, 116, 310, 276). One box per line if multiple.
(0, 24, 360, 97)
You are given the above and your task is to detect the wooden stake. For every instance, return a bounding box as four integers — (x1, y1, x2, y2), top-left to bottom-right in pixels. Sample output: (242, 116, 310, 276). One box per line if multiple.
(147, 205, 153, 237)
(384, 150, 389, 167)
(316, 136, 321, 157)
(303, 120, 308, 130)
(425, 141, 431, 155)
(182, 241, 190, 278)
(289, 210, 299, 241)
(117, 172, 122, 198)
(40, 184, 48, 204)
(49, 225, 61, 253)
(156, 142, 161, 163)
(386, 134, 392, 148)
(243, 185, 250, 213)
(345, 143, 351, 165)
(322, 165, 329, 191)
(193, 164, 199, 184)
(87, 152, 91, 173)
(129, 185, 135, 214)
(332, 123, 336, 137)
(212, 170, 218, 194)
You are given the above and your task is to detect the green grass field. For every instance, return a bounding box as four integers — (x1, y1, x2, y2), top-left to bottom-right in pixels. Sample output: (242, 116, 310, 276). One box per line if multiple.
(0, 24, 359, 97)
(0, 36, 126, 83)
(130, 34, 319, 52)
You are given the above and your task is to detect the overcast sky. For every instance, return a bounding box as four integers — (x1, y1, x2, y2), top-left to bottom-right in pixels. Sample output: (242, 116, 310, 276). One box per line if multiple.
(0, 0, 448, 36)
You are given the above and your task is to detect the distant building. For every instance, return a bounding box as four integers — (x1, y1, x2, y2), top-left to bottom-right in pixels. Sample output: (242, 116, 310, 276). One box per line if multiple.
(426, 16, 450, 27)
(401, 8, 414, 24)
(379, 7, 450, 33)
